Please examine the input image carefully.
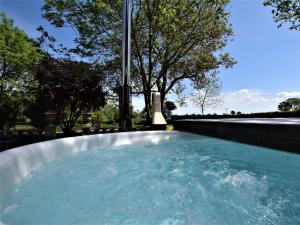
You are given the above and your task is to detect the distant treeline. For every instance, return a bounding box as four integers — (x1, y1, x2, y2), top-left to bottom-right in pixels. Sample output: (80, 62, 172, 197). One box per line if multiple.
(172, 111, 300, 120)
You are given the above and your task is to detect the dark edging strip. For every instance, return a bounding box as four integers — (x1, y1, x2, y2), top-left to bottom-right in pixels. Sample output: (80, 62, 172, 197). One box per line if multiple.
(173, 120, 300, 153)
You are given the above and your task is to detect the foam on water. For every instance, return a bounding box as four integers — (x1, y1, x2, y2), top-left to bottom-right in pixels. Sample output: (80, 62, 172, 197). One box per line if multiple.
(1, 133, 300, 225)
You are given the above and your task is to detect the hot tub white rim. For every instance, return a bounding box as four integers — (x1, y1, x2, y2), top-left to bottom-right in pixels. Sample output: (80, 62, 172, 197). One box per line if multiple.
(0, 130, 182, 200)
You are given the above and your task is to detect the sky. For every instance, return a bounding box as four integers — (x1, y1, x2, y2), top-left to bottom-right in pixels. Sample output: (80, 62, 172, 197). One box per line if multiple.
(1, 0, 300, 114)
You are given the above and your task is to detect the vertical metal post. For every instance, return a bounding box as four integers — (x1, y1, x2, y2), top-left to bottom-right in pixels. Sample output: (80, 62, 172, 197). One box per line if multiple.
(119, 0, 132, 131)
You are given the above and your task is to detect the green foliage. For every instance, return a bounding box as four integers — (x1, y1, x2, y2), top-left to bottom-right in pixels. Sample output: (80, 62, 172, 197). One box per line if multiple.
(0, 12, 43, 131)
(264, 0, 300, 30)
(92, 104, 119, 126)
(25, 94, 49, 130)
(132, 110, 147, 126)
(41, 0, 235, 124)
(0, 12, 42, 80)
(278, 98, 300, 111)
(163, 101, 177, 121)
(0, 92, 20, 131)
(164, 101, 177, 112)
(172, 110, 300, 120)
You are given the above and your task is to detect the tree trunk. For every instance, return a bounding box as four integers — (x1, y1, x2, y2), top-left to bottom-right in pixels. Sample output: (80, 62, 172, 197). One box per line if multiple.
(160, 91, 166, 112)
(61, 126, 73, 136)
(144, 89, 152, 125)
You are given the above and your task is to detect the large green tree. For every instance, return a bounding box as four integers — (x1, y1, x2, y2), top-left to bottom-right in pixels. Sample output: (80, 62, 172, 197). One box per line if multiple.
(42, 0, 235, 124)
(0, 12, 42, 82)
(278, 98, 300, 111)
(264, 0, 300, 30)
(0, 12, 42, 131)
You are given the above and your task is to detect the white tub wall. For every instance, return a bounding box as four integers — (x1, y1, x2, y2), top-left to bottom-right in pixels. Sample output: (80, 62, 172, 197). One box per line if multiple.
(0, 131, 179, 200)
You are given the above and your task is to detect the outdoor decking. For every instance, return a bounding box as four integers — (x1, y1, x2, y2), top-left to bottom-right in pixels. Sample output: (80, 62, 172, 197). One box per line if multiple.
(174, 118, 300, 153)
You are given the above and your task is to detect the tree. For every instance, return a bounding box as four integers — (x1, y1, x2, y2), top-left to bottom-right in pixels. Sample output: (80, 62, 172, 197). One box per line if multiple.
(189, 72, 223, 115)
(264, 0, 300, 30)
(41, 0, 235, 124)
(163, 101, 177, 120)
(92, 102, 119, 126)
(25, 94, 49, 131)
(0, 93, 20, 132)
(230, 110, 236, 115)
(28, 56, 107, 134)
(0, 13, 42, 131)
(278, 98, 300, 111)
(132, 110, 147, 126)
(0, 13, 42, 81)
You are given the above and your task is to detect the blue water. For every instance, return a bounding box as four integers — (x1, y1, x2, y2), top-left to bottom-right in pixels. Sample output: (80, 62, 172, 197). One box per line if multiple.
(1, 133, 300, 225)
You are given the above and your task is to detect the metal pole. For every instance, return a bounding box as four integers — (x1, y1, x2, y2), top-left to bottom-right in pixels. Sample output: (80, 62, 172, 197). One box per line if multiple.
(119, 0, 132, 131)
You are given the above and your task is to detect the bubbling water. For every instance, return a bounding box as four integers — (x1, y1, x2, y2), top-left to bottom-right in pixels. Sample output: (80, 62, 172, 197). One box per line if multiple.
(2, 134, 300, 225)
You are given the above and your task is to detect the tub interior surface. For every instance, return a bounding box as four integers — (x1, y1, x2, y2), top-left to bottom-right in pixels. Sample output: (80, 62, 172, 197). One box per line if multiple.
(1, 132, 300, 225)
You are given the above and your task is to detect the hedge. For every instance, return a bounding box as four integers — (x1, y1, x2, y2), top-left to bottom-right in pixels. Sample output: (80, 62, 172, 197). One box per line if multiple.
(172, 111, 300, 120)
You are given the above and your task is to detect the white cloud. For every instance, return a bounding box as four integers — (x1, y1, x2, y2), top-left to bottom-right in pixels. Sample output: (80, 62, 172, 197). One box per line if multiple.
(173, 89, 300, 115)
(276, 91, 300, 99)
(132, 89, 300, 115)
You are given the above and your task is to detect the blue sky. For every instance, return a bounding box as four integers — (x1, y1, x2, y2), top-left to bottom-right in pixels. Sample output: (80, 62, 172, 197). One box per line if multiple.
(220, 0, 300, 92)
(1, 0, 300, 114)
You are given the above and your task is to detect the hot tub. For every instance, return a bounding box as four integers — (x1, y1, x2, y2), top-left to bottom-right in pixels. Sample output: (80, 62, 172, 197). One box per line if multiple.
(1, 131, 300, 224)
